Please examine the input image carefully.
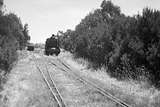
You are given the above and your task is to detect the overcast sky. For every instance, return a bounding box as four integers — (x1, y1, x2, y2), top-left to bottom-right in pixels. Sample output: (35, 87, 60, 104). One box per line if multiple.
(5, 0, 160, 43)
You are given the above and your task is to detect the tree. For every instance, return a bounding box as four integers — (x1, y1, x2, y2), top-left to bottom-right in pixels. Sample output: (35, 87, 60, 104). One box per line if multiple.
(0, 11, 30, 71)
(60, 0, 160, 88)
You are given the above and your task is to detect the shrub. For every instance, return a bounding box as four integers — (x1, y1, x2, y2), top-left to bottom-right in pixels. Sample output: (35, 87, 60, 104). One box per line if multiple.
(59, 0, 160, 88)
(0, 10, 30, 72)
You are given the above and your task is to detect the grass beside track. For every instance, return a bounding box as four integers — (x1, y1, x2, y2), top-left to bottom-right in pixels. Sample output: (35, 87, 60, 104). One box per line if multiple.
(58, 51, 160, 107)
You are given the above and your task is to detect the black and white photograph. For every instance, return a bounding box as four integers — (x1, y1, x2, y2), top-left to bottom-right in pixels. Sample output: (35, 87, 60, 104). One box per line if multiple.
(0, 0, 160, 107)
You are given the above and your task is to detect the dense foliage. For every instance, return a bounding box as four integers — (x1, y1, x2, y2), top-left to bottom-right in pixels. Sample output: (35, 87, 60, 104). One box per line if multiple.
(60, 0, 160, 88)
(0, 11, 30, 72)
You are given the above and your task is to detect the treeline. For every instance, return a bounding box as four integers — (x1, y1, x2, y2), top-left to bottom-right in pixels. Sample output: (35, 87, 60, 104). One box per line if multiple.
(59, 1, 160, 88)
(0, 10, 30, 72)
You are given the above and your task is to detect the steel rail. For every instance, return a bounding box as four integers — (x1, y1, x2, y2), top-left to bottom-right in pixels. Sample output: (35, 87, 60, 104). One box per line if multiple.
(33, 55, 66, 107)
(46, 65, 66, 107)
(50, 58, 132, 107)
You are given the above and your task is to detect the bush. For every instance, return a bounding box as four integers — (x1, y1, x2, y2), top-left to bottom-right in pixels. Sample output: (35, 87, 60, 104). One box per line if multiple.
(59, 0, 160, 88)
(0, 10, 30, 72)
(0, 35, 18, 71)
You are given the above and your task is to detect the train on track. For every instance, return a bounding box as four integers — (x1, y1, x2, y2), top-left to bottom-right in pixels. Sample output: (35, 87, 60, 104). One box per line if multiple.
(27, 44, 34, 51)
(45, 34, 60, 56)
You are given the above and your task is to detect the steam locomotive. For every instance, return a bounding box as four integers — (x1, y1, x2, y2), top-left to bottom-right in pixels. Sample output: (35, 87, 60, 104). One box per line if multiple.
(45, 35, 60, 56)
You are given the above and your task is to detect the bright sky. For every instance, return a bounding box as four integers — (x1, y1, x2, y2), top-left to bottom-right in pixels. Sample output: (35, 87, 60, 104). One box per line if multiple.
(5, 0, 160, 43)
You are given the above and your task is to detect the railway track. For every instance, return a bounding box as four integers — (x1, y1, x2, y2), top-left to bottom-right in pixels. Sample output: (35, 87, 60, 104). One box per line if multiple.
(33, 55, 66, 107)
(48, 58, 132, 107)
